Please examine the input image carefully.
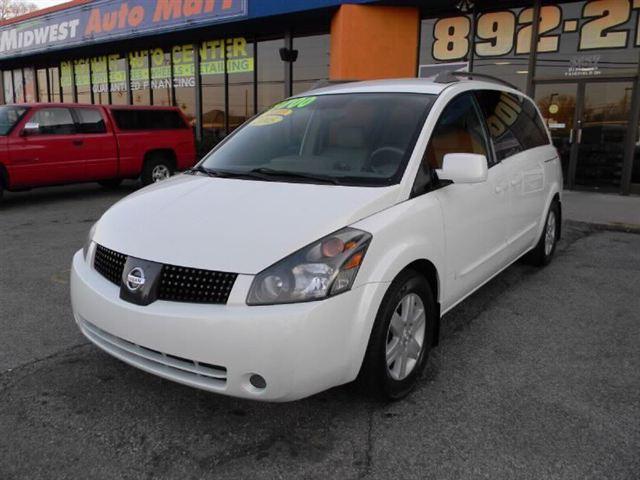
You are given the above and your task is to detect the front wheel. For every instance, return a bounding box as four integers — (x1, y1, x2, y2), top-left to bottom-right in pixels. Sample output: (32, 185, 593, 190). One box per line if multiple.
(356, 269, 436, 400)
(527, 200, 560, 266)
(141, 156, 174, 186)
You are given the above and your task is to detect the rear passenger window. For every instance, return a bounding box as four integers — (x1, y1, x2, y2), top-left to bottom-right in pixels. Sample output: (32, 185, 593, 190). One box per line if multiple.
(424, 92, 490, 169)
(75, 108, 106, 134)
(474, 90, 549, 161)
(111, 109, 187, 131)
(29, 108, 76, 135)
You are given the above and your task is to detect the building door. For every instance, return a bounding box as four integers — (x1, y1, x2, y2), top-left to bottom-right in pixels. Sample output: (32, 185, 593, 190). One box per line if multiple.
(535, 80, 636, 192)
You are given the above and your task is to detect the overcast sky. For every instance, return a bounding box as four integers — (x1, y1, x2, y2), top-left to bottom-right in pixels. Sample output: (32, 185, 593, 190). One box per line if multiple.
(30, 0, 69, 9)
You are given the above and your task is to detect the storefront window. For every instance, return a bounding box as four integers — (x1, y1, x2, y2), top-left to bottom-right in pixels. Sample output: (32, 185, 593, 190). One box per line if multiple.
(228, 37, 255, 131)
(292, 34, 330, 95)
(91, 56, 110, 105)
(257, 38, 285, 112)
(23, 68, 36, 103)
(37, 69, 48, 102)
(74, 59, 91, 104)
(3, 71, 13, 103)
(109, 55, 128, 105)
(130, 50, 150, 105)
(419, 17, 472, 76)
(536, 0, 640, 79)
(173, 44, 196, 125)
(49, 67, 61, 102)
(200, 39, 225, 150)
(151, 48, 172, 106)
(13, 69, 24, 103)
(60, 61, 74, 102)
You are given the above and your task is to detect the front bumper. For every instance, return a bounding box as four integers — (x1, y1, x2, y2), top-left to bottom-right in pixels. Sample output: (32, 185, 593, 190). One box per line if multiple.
(70, 250, 387, 402)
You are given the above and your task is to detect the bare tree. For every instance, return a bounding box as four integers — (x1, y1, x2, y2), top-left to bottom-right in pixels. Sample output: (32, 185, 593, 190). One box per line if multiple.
(0, 0, 38, 21)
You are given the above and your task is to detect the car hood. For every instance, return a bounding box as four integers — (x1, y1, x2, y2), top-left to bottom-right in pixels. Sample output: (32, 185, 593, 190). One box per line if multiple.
(94, 174, 402, 274)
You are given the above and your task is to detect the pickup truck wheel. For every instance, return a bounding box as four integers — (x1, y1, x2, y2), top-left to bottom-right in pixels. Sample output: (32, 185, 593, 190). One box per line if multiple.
(356, 269, 436, 400)
(97, 179, 123, 189)
(527, 200, 560, 267)
(142, 156, 174, 186)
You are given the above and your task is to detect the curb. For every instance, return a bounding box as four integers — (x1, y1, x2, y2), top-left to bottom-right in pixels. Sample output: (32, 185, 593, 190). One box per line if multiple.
(565, 219, 640, 235)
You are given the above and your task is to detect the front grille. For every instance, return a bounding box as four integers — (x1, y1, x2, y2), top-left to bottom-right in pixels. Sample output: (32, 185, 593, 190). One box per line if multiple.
(159, 265, 237, 304)
(94, 244, 127, 285)
(79, 318, 227, 390)
(93, 244, 237, 305)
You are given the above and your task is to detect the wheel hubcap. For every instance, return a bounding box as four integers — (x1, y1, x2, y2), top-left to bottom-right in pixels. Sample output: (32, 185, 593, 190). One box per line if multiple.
(385, 293, 426, 381)
(545, 210, 556, 256)
(151, 165, 171, 182)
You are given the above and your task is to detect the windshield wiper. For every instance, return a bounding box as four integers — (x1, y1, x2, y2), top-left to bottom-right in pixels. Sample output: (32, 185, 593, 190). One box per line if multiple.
(248, 167, 341, 185)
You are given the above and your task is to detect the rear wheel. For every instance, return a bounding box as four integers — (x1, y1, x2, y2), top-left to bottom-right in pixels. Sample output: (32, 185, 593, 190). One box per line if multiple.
(356, 269, 436, 400)
(527, 200, 560, 266)
(141, 155, 174, 186)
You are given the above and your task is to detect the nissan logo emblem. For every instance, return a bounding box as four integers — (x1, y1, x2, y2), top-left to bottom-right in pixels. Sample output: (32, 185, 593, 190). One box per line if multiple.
(126, 267, 146, 292)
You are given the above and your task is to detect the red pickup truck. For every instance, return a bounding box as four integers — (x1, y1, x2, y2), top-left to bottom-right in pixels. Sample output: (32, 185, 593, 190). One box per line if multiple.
(0, 103, 196, 200)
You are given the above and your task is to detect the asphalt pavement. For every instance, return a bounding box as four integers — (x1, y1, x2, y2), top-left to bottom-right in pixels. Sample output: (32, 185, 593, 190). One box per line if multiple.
(0, 183, 639, 480)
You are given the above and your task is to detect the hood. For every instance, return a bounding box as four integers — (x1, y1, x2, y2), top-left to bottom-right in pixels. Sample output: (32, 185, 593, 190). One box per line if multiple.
(94, 174, 401, 274)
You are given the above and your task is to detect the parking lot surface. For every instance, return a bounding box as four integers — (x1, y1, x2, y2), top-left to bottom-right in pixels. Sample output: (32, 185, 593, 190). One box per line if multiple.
(1, 184, 639, 480)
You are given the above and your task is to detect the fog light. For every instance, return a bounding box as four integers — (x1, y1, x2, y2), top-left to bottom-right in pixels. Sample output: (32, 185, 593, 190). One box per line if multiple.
(249, 374, 266, 390)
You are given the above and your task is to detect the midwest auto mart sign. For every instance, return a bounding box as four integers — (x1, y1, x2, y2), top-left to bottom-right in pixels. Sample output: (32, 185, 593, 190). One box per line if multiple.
(0, 0, 248, 59)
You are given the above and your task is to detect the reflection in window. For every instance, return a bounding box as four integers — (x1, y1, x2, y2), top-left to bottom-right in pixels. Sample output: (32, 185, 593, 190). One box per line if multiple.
(92, 56, 110, 105)
(151, 47, 172, 106)
(173, 44, 196, 125)
(49, 67, 61, 102)
(109, 55, 128, 105)
(130, 50, 150, 105)
(13, 69, 24, 103)
(228, 38, 255, 132)
(37, 69, 48, 102)
(3, 71, 13, 103)
(292, 34, 330, 95)
(258, 39, 285, 112)
(75, 60, 91, 104)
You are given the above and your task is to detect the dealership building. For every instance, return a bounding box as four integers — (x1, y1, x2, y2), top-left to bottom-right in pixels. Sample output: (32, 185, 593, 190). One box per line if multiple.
(0, 0, 639, 194)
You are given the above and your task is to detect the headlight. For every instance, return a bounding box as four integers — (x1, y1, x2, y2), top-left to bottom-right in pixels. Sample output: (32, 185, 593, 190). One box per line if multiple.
(83, 222, 97, 260)
(247, 228, 372, 305)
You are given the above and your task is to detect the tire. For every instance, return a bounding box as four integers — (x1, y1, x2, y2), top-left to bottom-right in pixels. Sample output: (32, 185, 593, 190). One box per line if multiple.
(527, 200, 560, 267)
(141, 155, 174, 186)
(356, 269, 437, 400)
(97, 178, 123, 189)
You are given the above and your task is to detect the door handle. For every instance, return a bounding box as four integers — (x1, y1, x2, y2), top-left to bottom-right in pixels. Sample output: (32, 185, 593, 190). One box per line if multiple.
(72, 139, 84, 146)
(569, 129, 574, 144)
(576, 128, 582, 144)
(495, 184, 506, 194)
(510, 176, 523, 186)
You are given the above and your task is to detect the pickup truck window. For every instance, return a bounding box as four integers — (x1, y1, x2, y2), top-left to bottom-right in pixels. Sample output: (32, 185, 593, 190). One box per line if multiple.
(29, 108, 76, 135)
(75, 108, 107, 134)
(0, 106, 28, 135)
(111, 109, 187, 131)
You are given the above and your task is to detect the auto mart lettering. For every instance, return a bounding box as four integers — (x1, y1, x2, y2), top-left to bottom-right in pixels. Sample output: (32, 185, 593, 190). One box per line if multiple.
(60, 38, 254, 92)
(0, 0, 247, 57)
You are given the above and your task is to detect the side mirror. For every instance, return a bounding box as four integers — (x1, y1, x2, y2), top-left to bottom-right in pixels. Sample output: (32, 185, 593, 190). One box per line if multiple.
(436, 153, 488, 184)
(21, 122, 40, 137)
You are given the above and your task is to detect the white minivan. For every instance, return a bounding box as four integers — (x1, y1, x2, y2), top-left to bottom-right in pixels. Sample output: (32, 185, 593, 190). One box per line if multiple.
(71, 75, 562, 402)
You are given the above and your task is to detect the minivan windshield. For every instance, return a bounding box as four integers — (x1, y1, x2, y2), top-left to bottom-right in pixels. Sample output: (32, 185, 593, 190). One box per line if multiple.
(0, 106, 28, 135)
(200, 93, 436, 186)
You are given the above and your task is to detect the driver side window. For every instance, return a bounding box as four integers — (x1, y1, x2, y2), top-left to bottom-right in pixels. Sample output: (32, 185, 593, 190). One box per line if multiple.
(425, 93, 489, 170)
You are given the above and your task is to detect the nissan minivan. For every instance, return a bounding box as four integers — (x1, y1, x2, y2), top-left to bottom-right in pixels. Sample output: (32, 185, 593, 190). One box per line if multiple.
(71, 76, 562, 401)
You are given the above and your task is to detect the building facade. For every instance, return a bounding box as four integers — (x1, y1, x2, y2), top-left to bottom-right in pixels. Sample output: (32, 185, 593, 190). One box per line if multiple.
(1, 0, 638, 194)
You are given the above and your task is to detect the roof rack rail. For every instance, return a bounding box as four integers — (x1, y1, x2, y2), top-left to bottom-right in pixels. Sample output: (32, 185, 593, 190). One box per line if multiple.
(434, 71, 520, 91)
